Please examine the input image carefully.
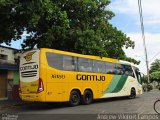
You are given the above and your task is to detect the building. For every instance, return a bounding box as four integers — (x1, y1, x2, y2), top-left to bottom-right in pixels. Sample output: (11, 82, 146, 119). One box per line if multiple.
(0, 45, 21, 100)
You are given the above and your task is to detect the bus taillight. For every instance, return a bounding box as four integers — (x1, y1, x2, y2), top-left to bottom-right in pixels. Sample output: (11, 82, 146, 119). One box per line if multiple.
(19, 86, 22, 93)
(37, 78, 44, 93)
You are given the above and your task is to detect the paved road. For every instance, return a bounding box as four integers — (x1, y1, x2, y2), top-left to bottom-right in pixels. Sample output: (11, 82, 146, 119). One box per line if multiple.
(0, 90, 160, 120)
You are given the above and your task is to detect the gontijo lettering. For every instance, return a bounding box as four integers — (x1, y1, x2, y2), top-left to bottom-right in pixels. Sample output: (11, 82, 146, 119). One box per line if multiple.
(20, 65, 38, 71)
(76, 74, 105, 81)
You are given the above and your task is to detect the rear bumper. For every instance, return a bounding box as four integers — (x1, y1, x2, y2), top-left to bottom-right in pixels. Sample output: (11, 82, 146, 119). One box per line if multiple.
(19, 93, 45, 102)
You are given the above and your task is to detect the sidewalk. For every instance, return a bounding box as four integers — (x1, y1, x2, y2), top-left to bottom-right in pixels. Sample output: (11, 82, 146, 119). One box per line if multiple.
(0, 99, 29, 112)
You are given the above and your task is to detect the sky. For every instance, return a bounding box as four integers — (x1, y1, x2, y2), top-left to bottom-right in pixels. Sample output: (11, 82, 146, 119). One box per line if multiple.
(2, 0, 160, 74)
(108, 0, 160, 74)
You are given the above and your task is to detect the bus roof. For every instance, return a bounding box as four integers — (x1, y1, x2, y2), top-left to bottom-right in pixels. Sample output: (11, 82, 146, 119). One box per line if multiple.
(40, 48, 135, 64)
(119, 60, 138, 68)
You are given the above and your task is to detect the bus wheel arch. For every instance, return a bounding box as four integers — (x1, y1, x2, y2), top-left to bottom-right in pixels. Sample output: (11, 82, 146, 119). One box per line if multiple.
(81, 89, 93, 105)
(69, 89, 81, 107)
(129, 87, 136, 99)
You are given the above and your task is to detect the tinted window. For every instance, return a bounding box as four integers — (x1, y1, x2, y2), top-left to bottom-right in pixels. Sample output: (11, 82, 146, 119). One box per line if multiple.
(93, 60, 106, 73)
(123, 65, 134, 77)
(115, 64, 124, 75)
(63, 56, 76, 71)
(46, 52, 134, 76)
(78, 58, 93, 72)
(46, 52, 76, 71)
(106, 62, 116, 74)
(46, 52, 63, 69)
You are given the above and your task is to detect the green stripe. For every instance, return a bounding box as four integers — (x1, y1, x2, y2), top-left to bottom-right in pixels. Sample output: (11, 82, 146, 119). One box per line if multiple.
(111, 75, 128, 93)
(104, 75, 121, 93)
(103, 75, 128, 94)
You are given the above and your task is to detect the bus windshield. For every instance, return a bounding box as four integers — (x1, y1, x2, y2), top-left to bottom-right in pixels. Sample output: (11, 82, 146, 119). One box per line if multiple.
(134, 67, 142, 84)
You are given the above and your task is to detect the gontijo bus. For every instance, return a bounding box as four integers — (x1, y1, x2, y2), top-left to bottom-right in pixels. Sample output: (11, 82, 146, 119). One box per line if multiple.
(19, 48, 142, 106)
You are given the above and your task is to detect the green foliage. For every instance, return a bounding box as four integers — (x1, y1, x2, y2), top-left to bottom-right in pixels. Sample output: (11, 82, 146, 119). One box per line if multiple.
(141, 75, 148, 83)
(147, 84, 153, 91)
(142, 83, 153, 92)
(0, 0, 138, 63)
(150, 71, 160, 80)
(0, 0, 18, 45)
(149, 59, 160, 85)
(150, 71, 160, 84)
(142, 83, 147, 91)
(150, 59, 160, 73)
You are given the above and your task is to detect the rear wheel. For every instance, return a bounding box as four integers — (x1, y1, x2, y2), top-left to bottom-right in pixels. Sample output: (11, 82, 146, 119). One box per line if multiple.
(81, 90, 93, 105)
(69, 90, 80, 106)
(129, 88, 136, 99)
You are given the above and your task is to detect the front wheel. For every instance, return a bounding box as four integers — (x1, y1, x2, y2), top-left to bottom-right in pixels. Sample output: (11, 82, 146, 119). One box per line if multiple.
(129, 88, 136, 99)
(69, 90, 80, 107)
(81, 90, 93, 105)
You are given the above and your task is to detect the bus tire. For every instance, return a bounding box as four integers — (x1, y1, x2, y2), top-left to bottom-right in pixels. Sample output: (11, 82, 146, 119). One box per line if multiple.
(81, 90, 93, 105)
(129, 88, 136, 99)
(69, 90, 80, 107)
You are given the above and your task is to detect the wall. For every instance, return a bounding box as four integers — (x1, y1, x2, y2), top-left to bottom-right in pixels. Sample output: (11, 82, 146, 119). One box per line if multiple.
(0, 47, 16, 64)
(0, 46, 20, 100)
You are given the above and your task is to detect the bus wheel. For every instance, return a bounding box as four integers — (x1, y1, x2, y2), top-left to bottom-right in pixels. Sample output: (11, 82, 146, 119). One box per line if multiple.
(129, 88, 136, 99)
(69, 90, 80, 106)
(82, 90, 93, 105)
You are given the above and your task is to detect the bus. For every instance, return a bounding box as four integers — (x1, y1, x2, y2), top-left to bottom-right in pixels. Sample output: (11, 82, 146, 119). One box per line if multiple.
(19, 48, 142, 106)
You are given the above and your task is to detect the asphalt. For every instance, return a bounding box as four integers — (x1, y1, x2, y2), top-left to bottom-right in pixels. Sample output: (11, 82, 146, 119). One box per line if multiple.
(0, 89, 159, 113)
(0, 89, 160, 120)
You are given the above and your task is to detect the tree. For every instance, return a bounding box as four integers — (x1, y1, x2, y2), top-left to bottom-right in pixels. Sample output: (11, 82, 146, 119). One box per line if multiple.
(149, 59, 160, 85)
(0, 0, 138, 63)
(150, 59, 160, 73)
(150, 71, 160, 85)
(141, 75, 148, 84)
(0, 0, 18, 45)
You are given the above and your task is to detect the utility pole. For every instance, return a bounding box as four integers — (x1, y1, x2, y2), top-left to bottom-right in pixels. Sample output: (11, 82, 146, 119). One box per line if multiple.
(146, 57, 150, 84)
(138, 0, 150, 83)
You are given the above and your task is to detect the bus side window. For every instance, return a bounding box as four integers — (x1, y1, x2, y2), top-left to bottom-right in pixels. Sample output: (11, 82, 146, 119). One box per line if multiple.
(106, 62, 116, 74)
(77, 58, 93, 72)
(63, 56, 76, 71)
(93, 60, 105, 73)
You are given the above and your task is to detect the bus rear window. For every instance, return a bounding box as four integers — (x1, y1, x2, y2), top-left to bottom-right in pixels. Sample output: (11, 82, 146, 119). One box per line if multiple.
(46, 52, 63, 70)
(46, 52, 76, 71)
